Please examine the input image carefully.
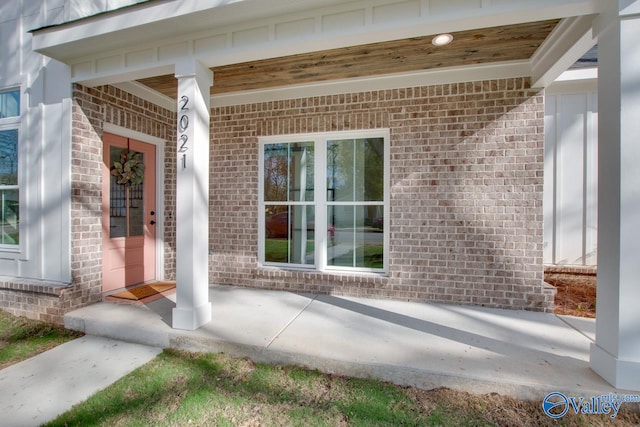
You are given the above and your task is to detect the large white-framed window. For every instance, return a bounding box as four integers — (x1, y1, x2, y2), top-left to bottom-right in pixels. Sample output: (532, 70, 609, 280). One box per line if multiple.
(0, 88, 20, 249)
(259, 129, 389, 273)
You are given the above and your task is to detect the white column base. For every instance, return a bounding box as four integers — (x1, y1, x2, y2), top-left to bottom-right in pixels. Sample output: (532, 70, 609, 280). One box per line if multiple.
(591, 343, 640, 391)
(172, 302, 212, 330)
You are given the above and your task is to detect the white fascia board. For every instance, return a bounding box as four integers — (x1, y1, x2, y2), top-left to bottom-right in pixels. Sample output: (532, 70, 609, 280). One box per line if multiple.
(210, 60, 531, 108)
(530, 15, 598, 88)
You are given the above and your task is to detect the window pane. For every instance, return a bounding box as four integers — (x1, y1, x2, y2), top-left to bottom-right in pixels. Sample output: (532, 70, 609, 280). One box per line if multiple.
(289, 142, 314, 202)
(327, 139, 354, 202)
(327, 205, 354, 267)
(128, 179, 144, 237)
(1, 189, 19, 245)
(0, 90, 19, 119)
(290, 205, 314, 264)
(355, 206, 384, 269)
(110, 177, 126, 238)
(109, 147, 145, 238)
(264, 144, 288, 202)
(0, 129, 18, 185)
(264, 142, 314, 202)
(327, 138, 384, 202)
(355, 138, 384, 202)
(264, 205, 314, 265)
(327, 205, 384, 269)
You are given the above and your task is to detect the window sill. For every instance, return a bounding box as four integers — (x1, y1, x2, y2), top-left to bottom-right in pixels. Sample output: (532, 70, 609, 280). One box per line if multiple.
(0, 245, 22, 255)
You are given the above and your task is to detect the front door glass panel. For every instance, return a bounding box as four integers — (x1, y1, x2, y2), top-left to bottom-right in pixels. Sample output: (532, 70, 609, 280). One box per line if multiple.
(109, 146, 144, 238)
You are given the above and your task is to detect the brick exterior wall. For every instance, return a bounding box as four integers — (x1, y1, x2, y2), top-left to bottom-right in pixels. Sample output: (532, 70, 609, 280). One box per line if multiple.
(2, 76, 555, 324)
(210, 78, 555, 312)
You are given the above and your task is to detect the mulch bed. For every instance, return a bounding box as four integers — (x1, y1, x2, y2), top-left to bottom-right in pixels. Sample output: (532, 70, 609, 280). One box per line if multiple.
(545, 272, 596, 318)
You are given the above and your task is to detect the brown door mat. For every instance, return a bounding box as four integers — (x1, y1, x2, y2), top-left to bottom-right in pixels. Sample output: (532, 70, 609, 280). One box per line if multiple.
(108, 282, 176, 301)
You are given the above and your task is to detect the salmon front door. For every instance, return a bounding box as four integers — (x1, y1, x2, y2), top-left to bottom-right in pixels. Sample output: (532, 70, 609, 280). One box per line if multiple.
(102, 133, 156, 292)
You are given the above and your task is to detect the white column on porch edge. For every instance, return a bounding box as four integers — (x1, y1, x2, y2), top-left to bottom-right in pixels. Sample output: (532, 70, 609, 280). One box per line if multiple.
(172, 60, 213, 330)
(590, 0, 640, 391)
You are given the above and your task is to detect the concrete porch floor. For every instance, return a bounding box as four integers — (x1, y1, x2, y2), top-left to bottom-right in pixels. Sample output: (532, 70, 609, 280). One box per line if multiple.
(65, 285, 627, 401)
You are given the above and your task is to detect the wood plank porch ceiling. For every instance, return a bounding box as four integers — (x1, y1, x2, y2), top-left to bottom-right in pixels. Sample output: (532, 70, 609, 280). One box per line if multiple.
(137, 19, 559, 98)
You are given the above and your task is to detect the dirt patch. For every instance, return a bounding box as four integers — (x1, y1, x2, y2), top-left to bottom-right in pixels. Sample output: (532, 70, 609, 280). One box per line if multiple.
(545, 272, 596, 318)
(411, 387, 640, 427)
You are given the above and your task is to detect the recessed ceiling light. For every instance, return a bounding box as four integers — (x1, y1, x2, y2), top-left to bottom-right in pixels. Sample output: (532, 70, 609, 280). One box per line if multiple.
(432, 33, 454, 46)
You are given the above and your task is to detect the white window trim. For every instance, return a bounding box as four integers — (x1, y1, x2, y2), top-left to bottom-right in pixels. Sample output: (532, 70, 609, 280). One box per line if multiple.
(259, 129, 390, 275)
(0, 87, 22, 253)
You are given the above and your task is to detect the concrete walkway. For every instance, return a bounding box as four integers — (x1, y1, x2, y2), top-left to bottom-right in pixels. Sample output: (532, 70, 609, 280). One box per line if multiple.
(65, 285, 631, 400)
(2, 285, 634, 426)
(0, 336, 161, 427)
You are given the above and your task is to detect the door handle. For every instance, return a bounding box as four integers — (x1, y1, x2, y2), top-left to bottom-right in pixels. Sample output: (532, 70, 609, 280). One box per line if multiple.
(150, 220, 156, 225)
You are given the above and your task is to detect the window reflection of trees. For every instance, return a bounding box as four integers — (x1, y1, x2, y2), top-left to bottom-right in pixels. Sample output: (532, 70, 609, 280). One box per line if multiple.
(263, 143, 288, 203)
(326, 138, 384, 203)
(327, 138, 385, 269)
(0, 130, 18, 185)
(264, 142, 314, 204)
(263, 142, 315, 265)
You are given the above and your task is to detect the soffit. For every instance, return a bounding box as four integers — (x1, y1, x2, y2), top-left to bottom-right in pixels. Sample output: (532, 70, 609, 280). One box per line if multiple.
(137, 19, 559, 98)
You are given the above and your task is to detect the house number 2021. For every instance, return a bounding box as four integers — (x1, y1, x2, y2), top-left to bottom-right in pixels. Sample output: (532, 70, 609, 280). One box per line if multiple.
(178, 95, 189, 170)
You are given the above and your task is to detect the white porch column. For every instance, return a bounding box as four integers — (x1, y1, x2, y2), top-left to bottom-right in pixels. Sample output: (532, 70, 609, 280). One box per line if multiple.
(590, 0, 640, 391)
(172, 60, 213, 330)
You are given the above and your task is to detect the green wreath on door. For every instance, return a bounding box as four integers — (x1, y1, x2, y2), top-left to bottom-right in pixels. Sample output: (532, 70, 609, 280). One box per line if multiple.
(111, 149, 145, 186)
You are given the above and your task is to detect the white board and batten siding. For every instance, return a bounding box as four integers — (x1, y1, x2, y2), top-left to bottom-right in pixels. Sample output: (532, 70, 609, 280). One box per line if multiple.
(544, 77, 598, 267)
(0, 1, 73, 282)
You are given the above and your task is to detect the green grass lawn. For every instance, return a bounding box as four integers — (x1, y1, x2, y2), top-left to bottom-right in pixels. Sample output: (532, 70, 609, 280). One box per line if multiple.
(0, 309, 83, 369)
(42, 349, 640, 427)
(43, 349, 492, 427)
